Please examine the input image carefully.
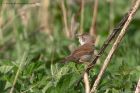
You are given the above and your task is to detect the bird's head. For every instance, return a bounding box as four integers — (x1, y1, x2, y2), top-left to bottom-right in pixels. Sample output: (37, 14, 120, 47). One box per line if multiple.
(77, 33, 95, 45)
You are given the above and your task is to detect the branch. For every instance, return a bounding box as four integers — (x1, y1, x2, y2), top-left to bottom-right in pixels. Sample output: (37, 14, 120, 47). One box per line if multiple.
(135, 78, 140, 93)
(90, 0, 98, 37)
(79, 0, 85, 33)
(75, 6, 129, 87)
(90, 0, 140, 92)
(87, 12, 129, 70)
(84, 72, 90, 93)
(60, 0, 70, 38)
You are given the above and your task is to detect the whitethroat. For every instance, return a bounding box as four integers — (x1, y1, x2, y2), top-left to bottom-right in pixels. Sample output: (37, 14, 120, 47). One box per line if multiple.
(62, 33, 95, 64)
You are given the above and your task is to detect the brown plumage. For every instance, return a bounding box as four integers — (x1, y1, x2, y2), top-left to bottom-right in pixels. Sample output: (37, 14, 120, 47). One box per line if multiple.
(62, 33, 95, 64)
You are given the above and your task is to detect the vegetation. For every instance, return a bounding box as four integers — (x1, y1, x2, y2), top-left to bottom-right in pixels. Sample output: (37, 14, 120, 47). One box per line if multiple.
(0, 0, 140, 93)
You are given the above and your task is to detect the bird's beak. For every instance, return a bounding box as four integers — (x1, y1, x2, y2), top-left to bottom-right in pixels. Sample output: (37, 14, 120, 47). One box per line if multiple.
(76, 33, 82, 38)
(76, 34, 80, 38)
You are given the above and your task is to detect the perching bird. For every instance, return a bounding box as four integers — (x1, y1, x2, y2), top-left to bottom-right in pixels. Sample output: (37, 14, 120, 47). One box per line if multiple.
(62, 33, 95, 64)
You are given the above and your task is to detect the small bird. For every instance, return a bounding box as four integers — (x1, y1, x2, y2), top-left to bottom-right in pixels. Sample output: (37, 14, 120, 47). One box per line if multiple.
(62, 33, 95, 64)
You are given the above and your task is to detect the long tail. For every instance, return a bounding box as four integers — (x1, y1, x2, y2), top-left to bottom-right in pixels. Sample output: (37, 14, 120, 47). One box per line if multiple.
(61, 55, 74, 64)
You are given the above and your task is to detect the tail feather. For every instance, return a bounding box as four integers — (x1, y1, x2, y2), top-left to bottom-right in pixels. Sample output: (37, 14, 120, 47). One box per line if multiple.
(61, 55, 74, 63)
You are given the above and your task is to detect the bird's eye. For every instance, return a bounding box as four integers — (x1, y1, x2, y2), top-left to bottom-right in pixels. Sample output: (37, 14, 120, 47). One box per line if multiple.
(82, 37, 85, 41)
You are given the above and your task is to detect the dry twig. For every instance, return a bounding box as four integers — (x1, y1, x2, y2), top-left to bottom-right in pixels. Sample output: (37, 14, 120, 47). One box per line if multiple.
(75, 10, 129, 87)
(60, 0, 70, 38)
(79, 0, 85, 33)
(90, 0, 140, 92)
(84, 72, 90, 93)
(39, 0, 51, 35)
(135, 78, 140, 93)
(90, 0, 98, 37)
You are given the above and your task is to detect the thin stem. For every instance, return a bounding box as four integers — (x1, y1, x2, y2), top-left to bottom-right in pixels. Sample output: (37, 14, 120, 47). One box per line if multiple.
(2, 2, 40, 31)
(39, 0, 51, 35)
(9, 52, 27, 93)
(90, 0, 140, 92)
(21, 83, 38, 93)
(0, 0, 8, 44)
(0, 28, 3, 44)
(80, 0, 85, 33)
(75, 11, 129, 87)
(90, 0, 98, 37)
(60, 0, 70, 38)
(135, 78, 140, 93)
(84, 72, 90, 93)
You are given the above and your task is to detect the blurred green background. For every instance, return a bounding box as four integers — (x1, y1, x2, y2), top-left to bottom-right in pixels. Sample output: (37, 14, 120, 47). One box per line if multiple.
(0, 0, 140, 93)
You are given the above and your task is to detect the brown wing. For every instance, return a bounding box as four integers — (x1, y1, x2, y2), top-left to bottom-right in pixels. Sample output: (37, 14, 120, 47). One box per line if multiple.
(71, 43, 94, 58)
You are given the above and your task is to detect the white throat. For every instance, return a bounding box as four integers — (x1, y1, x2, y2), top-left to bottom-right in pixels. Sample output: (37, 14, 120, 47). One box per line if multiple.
(79, 39, 85, 45)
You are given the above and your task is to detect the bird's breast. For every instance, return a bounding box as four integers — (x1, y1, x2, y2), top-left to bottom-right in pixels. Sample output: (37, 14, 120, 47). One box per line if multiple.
(79, 54, 92, 62)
